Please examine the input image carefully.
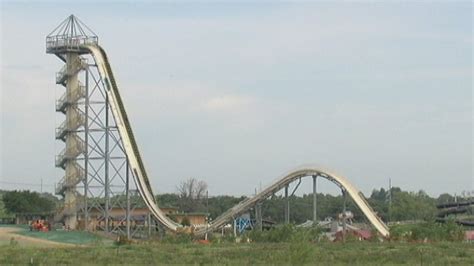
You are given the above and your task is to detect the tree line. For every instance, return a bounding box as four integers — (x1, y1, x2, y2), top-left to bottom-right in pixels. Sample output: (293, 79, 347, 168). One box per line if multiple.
(1, 182, 470, 225)
(159, 178, 470, 224)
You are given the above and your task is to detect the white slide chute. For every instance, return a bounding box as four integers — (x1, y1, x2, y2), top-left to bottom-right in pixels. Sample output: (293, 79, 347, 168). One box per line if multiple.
(196, 166, 390, 237)
(83, 44, 390, 237)
(84, 44, 181, 231)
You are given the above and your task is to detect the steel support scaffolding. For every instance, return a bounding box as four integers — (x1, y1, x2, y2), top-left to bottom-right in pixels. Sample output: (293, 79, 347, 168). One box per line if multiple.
(47, 15, 143, 239)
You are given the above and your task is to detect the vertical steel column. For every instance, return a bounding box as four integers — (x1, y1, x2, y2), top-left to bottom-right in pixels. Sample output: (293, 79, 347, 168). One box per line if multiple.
(342, 189, 347, 241)
(255, 202, 262, 231)
(254, 205, 258, 230)
(104, 92, 110, 232)
(125, 158, 131, 240)
(84, 68, 89, 231)
(312, 175, 317, 224)
(284, 185, 290, 224)
(147, 213, 152, 238)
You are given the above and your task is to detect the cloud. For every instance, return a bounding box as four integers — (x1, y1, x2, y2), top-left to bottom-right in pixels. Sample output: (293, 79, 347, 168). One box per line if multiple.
(202, 95, 255, 112)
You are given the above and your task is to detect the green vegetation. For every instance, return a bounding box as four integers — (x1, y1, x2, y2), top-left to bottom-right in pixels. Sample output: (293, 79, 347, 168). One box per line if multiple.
(16, 229, 106, 245)
(2, 190, 57, 214)
(0, 241, 472, 265)
(390, 222, 465, 242)
(157, 187, 452, 224)
(369, 187, 438, 221)
(0, 192, 14, 219)
(180, 216, 191, 226)
(0, 220, 471, 265)
(245, 224, 324, 243)
(0, 187, 466, 226)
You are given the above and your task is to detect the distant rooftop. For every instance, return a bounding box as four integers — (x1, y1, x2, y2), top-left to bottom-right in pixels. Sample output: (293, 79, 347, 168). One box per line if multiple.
(46, 14, 98, 54)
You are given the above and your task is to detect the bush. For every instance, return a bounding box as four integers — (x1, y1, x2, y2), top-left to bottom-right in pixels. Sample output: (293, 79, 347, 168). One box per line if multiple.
(246, 224, 324, 243)
(161, 232, 192, 244)
(181, 217, 191, 226)
(390, 221, 465, 242)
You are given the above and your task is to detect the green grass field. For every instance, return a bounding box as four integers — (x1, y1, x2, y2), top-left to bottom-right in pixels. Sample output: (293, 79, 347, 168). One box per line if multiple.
(1, 241, 473, 265)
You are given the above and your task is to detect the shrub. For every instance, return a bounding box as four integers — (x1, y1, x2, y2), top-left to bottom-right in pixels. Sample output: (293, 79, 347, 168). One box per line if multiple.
(181, 217, 191, 226)
(390, 221, 465, 242)
(161, 232, 192, 244)
(247, 224, 324, 243)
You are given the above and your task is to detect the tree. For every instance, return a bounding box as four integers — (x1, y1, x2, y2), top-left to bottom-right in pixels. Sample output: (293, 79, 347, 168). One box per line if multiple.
(3, 190, 56, 214)
(389, 190, 436, 221)
(437, 193, 454, 204)
(176, 178, 208, 212)
(181, 216, 191, 226)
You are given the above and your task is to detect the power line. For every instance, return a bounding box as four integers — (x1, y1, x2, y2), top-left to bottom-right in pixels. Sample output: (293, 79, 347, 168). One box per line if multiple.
(0, 181, 55, 187)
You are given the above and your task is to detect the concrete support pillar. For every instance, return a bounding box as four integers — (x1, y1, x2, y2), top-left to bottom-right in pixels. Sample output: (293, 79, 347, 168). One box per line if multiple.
(64, 52, 80, 230)
(233, 218, 237, 237)
(284, 185, 290, 224)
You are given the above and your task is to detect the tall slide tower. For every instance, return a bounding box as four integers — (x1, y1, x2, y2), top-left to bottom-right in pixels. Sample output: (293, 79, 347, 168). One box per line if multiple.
(46, 15, 141, 236)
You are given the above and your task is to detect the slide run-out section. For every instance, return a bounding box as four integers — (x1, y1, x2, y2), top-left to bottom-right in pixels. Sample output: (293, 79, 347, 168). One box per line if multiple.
(83, 44, 390, 238)
(196, 166, 390, 237)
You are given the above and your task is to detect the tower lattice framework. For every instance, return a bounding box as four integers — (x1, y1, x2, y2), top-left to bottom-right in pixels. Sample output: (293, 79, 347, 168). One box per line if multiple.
(47, 15, 151, 238)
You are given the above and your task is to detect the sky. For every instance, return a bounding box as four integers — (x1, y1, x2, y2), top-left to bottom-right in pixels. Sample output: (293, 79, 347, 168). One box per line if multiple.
(0, 1, 472, 198)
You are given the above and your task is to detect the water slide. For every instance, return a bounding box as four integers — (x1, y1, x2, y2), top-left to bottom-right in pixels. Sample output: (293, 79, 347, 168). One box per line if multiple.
(83, 44, 390, 238)
(195, 166, 390, 237)
(84, 44, 181, 231)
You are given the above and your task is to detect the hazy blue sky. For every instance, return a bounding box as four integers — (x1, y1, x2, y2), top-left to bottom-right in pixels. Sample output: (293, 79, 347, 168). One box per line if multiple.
(1, 2, 472, 197)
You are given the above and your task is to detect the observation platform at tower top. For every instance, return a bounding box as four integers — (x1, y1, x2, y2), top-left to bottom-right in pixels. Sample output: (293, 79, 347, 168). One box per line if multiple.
(46, 14, 98, 55)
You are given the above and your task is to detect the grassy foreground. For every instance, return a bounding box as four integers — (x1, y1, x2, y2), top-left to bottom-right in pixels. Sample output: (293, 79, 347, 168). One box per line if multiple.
(0, 241, 472, 265)
(15, 229, 107, 245)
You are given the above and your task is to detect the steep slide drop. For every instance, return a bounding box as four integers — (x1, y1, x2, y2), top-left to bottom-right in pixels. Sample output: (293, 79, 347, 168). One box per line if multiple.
(84, 44, 181, 231)
(83, 44, 390, 237)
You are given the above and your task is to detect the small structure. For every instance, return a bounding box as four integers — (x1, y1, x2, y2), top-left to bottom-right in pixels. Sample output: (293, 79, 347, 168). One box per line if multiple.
(75, 205, 207, 231)
(77, 206, 178, 231)
(335, 229, 373, 241)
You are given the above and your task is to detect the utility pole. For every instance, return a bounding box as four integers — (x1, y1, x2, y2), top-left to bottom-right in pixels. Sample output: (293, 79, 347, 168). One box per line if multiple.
(40, 178, 43, 193)
(388, 178, 392, 223)
(206, 190, 209, 215)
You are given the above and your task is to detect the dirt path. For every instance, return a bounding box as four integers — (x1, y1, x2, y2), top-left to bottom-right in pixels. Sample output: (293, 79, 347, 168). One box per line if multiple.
(0, 227, 75, 247)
